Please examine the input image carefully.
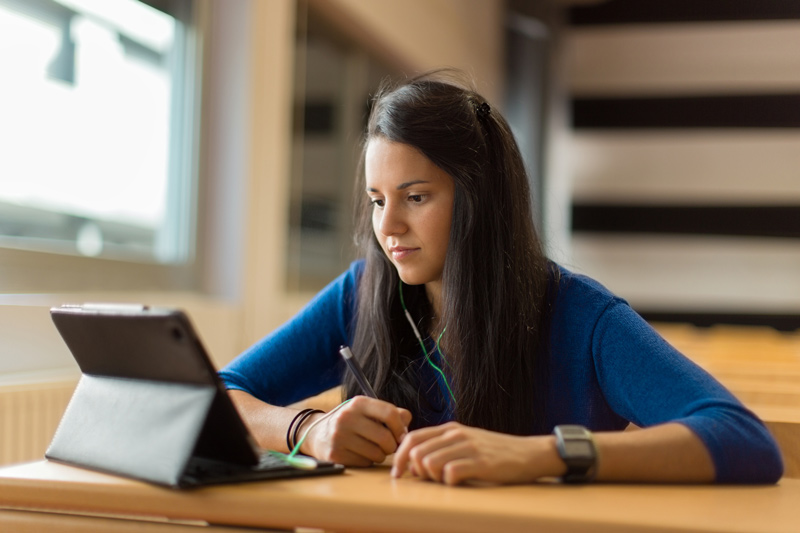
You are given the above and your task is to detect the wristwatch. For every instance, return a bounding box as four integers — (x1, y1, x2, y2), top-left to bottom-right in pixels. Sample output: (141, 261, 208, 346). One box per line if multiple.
(553, 425, 597, 483)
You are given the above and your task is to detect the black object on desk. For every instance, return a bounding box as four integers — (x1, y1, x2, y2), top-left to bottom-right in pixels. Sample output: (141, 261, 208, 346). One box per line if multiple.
(47, 304, 344, 488)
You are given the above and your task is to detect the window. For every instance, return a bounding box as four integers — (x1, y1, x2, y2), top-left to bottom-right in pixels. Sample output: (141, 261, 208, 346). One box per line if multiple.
(0, 0, 198, 285)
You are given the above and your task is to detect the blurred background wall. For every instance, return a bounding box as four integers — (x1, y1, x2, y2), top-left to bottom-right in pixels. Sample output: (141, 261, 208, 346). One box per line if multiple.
(564, 0, 800, 331)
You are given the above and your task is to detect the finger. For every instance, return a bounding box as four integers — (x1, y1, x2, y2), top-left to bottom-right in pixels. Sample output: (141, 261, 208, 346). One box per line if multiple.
(411, 433, 473, 483)
(392, 428, 433, 477)
(338, 407, 403, 456)
(391, 436, 415, 478)
(350, 416, 399, 457)
(341, 433, 389, 464)
(442, 458, 478, 486)
(321, 418, 388, 464)
(309, 410, 388, 465)
(392, 424, 454, 478)
(359, 398, 412, 444)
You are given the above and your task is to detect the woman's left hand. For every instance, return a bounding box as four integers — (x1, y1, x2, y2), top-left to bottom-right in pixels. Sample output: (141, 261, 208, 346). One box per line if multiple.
(391, 421, 564, 485)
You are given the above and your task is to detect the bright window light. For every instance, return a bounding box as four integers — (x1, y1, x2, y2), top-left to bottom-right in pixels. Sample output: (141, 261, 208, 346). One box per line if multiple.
(0, 0, 193, 263)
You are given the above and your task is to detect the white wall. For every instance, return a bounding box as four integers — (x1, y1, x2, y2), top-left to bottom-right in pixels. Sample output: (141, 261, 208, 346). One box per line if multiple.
(317, 0, 505, 103)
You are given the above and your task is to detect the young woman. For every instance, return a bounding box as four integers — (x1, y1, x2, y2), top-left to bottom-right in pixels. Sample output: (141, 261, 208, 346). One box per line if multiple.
(220, 70, 783, 485)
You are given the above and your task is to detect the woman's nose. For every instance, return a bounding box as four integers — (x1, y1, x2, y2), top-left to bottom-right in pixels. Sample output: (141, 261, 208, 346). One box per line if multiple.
(378, 202, 407, 236)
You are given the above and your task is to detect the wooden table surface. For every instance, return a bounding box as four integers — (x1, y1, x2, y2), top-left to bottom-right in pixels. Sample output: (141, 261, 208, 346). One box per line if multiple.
(1, 460, 800, 533)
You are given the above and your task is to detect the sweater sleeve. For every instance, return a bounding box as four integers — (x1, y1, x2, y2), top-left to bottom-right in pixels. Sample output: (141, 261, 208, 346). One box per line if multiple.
(592, 299, 783, 484)
(218, 260, 362, 406)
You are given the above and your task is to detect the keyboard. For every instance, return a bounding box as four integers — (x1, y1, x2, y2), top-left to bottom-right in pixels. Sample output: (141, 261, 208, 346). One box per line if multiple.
(180, 452, 342, 487)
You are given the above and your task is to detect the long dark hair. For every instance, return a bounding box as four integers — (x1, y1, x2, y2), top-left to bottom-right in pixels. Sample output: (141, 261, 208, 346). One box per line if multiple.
(344, 70, 553, 435)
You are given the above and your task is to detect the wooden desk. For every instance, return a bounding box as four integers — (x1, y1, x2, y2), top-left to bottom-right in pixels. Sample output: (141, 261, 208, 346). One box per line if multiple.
(1, 461, 799, 533)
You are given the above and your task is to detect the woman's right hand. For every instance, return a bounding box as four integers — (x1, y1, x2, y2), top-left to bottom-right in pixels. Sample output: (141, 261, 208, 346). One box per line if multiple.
(299, 396, 412, 466)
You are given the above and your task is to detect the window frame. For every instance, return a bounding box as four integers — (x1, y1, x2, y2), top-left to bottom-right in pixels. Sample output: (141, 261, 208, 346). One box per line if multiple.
(0, 0, 206, 293)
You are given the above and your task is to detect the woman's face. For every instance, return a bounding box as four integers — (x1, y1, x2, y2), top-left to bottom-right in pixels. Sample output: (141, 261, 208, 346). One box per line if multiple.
(365, 138, 455, 288)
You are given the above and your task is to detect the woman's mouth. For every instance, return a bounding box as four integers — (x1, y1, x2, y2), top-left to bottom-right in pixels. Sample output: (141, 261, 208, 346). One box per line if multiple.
(389, 246, 418, 261)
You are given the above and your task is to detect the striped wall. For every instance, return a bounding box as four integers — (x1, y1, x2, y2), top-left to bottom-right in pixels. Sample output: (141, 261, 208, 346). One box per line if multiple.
(563, 0, 800, 330)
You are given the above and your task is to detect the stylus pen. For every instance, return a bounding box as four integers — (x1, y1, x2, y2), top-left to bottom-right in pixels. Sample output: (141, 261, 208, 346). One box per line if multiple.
(339, 345, 378, 399)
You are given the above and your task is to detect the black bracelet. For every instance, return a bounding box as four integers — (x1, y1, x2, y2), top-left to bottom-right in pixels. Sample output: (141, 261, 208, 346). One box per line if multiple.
(286, 409, 314, 451)
(291, 409, 324, 451)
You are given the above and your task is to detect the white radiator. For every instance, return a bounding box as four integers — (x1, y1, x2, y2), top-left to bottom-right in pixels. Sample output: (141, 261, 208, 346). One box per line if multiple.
(0, 380, 76, 466)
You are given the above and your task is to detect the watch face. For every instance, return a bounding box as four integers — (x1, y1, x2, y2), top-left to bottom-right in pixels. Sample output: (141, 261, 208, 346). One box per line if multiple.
(563, 440, 594, 459)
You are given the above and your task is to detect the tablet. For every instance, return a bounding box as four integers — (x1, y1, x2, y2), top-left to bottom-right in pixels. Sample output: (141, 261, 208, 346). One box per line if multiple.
(47, 304, 344, 488)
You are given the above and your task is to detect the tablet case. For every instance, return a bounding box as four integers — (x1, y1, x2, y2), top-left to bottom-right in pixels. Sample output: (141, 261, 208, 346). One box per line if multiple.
(46, 306, 271, 487)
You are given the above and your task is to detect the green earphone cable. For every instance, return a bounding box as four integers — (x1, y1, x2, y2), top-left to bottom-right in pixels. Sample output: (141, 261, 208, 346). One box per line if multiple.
(399, 281, 457, 406)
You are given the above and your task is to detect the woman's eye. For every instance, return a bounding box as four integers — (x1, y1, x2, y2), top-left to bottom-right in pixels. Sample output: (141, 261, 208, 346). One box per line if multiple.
(409, 195, 424, 203)
(370, 198, 384, 207)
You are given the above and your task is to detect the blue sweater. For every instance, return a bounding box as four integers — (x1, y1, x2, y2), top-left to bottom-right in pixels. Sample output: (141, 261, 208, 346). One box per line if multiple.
(220, 260, 783, 483)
